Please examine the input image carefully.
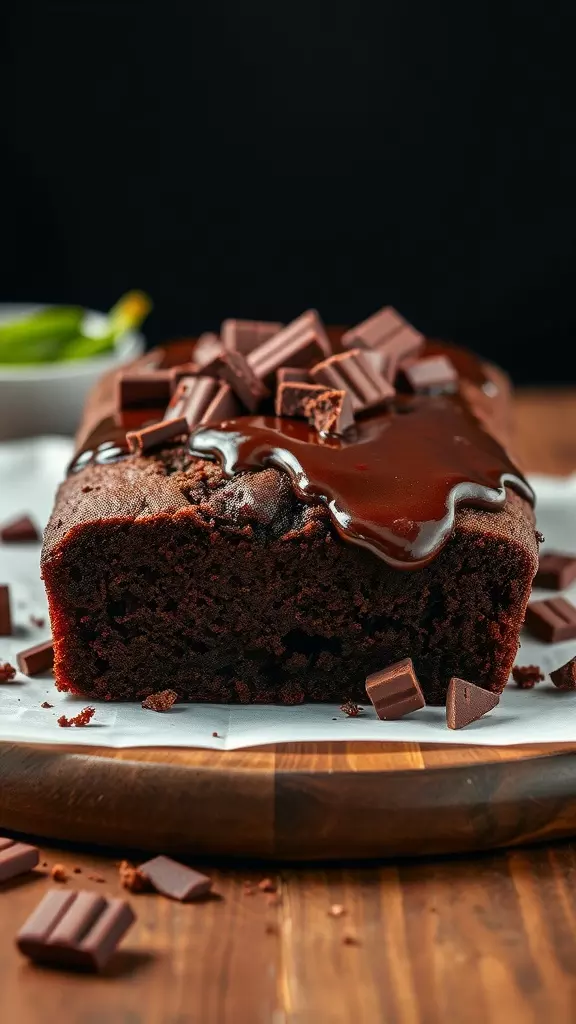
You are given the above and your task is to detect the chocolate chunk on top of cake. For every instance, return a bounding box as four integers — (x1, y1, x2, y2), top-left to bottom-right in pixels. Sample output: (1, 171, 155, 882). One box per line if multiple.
(41, 308, 537, 706)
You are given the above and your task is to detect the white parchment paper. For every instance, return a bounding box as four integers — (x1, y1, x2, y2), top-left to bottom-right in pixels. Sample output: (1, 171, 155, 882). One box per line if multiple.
(1, 436, 576, 750)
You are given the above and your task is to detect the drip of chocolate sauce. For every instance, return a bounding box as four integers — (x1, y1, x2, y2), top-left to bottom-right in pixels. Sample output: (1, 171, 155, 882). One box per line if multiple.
(189, 394, 533, 568)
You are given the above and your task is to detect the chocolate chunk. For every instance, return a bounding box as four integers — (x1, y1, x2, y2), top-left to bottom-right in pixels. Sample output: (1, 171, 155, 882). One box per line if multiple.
(169, 363, 200, 392)
(446, 677, 499, 729)
(222, 318, 284, 355)
(0, 515, 41, 543)
(138, 855, 212, 902)
(210, 350, 270, 412)
(17, 890, 136, 972)
(303, 389, 355, 436)
(0, 838, 40, 881)
(365, 657, 425, 719)
(511, 664, 544, 688)
(379, 325, 426, 384)
(167, 376, 240, 427)
(550, 656, 576, 690)
(142, 689, 178, 711)
(342, 306, 407, 350)
(126, 416, 189, 454)
(311, 349, 395, 413)
(0, 585, 12, 636)
(276, 367, 312, 386)
(194, 332, 223, 369)
(534, 553, 576, 590)
(117, 370, 173, 410)
(17, 639, 54, 676)
(524, 597, 576, 643)
(402, 355, 458, 395)
(247, 310, 332, 383)
(275, 381, 331, 418)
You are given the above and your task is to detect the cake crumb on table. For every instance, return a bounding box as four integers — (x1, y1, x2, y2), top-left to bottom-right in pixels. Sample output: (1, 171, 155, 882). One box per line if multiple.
(328, 904, 346, 918)
(0, 662, 16, 682)
(119, 860, 150, 893)
(512, 665, 544, 688)
(340, 700, 363, 717)
(57, 707, 95, 727)
(50, 864, 68, 882)
(141, 689, 178, 712)
(258, 878, 277, 893)
(40, 701, 53, 709)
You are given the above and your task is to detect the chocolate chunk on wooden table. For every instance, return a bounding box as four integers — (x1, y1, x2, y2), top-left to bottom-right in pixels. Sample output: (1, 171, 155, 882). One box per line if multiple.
(524, 597, 576, 643)
(0, 838, 39, 881)
(17, 890, 136, 972)
(16, 639, 54, 676)
(535, 553, 576, 590)
(365, 658, 425, 719)
(446, 677, 499, 729)
(0, 585, 12, 636)
(138, 856, 212, 901)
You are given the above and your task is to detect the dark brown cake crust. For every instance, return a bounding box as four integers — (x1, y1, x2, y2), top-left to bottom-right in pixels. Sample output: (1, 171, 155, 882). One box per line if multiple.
(43, 444, 537, 705)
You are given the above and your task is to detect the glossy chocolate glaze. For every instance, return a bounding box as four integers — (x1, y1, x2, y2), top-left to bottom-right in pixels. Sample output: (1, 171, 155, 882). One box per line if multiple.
(67, 337, 533, 568)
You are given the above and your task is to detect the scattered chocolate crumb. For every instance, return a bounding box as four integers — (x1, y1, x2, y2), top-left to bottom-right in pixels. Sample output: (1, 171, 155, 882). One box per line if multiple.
(88, 873, 105, 883)
(340, 700, 363, 717)
(0, 662, 16, 682)
(57, 706, 96, 727)
(212, 731, 220, 738)
(328, 904, 346, 918)
(51, 864, 68, 882)
(265, 921, 278, 935)
(29, 615, 45, 628)
(535, 531, 545, 543)
(73, 867, 82, 874)
(119, 860, 150, 893)
(512, 665, 545, 689)
(81, 485, 93, 493)
(342, 930, 360, 946)
(41, 861, 48, 869)
(267, 893, 282, 907)
(258, 878, 277, 893)
(141, 689, 178, 712)
(40, 701, 53, 709)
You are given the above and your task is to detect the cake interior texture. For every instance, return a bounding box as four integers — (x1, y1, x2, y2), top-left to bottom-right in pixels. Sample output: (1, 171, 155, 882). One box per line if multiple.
(42, 451, 537, 705)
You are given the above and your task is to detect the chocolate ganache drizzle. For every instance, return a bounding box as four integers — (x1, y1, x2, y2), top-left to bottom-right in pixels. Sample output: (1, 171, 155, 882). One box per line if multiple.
(190, 392, 533, 569)
(67, 339, 534, 569)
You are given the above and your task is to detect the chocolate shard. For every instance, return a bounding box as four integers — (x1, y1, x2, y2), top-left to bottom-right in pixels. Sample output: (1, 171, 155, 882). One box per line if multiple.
(17, 639, 54, 676)
(247, 310, 332, 383)
(221, 318, 284, 356)
(365, 657, 425, 719)
(524, 597, 576, 643)
(117, 370, 173, 411)
(342, 306, 407, 350)
(138, 855, 212, 902)
(169, 363, 200, 393)
(0, 585, 12, 637)
(0, 839, 40, 881)
(126, 416, 189, 454)
(535, 553, 576, 591)
(446, 677, 499, 729)
(0, 515, 41, 543)
(303, 389, 355, 436)
(402, 355, 458, 395)
(276, 366, 312, 386)
(167, 376, 240, 428)
(17, 890, 136, 972)
(310, 348, 395, 413)
(550, 656, 576, 690)
(379, 325, 425, 384)
(213, 350, 270, 412)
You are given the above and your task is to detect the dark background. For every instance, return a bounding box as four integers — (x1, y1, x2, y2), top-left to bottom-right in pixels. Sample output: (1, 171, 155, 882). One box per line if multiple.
(1, 5, 575, 382)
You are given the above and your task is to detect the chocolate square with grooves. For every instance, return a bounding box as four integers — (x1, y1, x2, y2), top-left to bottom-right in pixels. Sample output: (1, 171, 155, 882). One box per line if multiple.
(221, 319, 284, 355)
(365, 657, 425, 719)
(138, 855, 212, 901)
(310, 348, 394, 413)
(17, 890, 135, 971)
(524, 597, 576, 643)
(379, 325, 425, 383)
(16, 639, 54, 676)
(535, 553, 576, 590)
(342, 306, 406, 349)
(247, 310, 331, 382)
(0, 839, 40, 881)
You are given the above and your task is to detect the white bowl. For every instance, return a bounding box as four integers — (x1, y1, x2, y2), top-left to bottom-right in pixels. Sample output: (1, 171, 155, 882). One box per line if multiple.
(0, 304, 145, 439)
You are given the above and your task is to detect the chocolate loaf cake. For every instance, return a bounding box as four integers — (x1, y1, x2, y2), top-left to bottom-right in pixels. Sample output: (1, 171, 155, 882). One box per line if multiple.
(42, 309, 538, 705)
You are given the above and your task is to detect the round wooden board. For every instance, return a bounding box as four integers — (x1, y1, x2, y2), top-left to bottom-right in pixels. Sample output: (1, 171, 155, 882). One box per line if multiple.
(2, 739, 576, 859)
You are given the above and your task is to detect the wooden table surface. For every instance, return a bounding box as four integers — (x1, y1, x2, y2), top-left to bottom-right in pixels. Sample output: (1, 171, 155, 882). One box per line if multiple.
(3, 388, 576, 1024)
